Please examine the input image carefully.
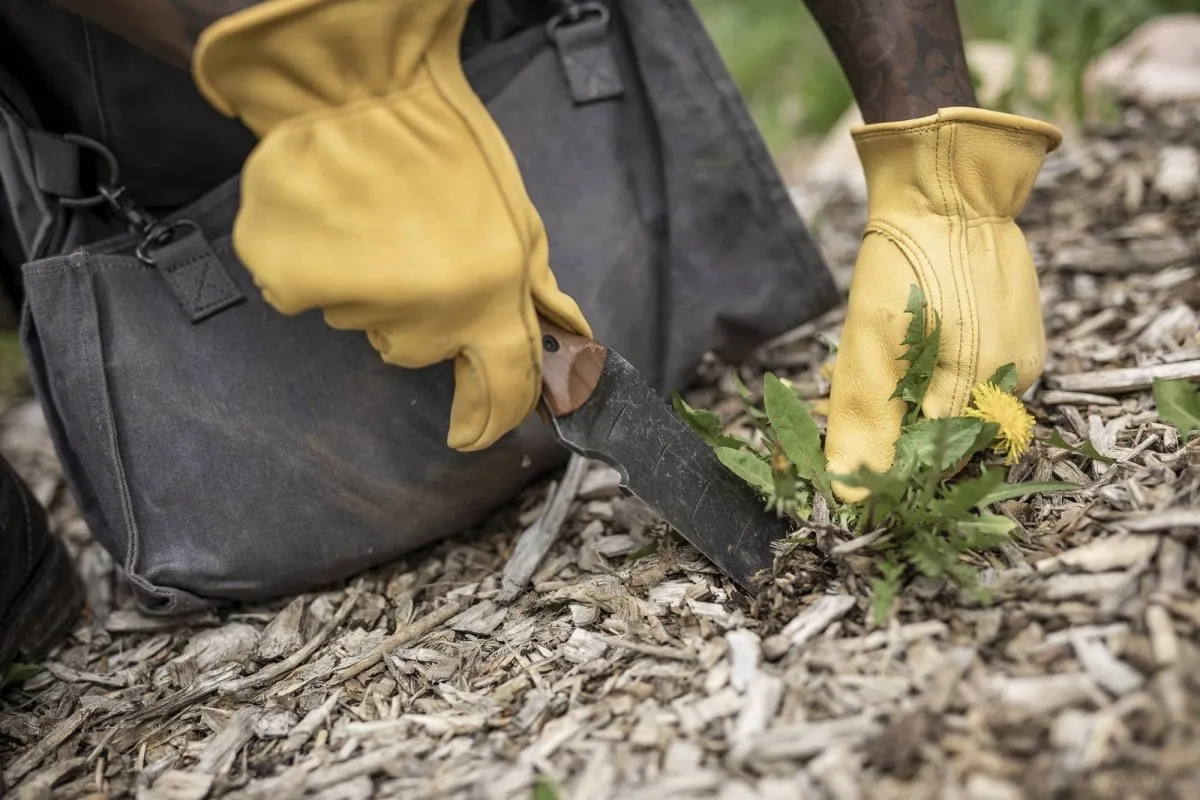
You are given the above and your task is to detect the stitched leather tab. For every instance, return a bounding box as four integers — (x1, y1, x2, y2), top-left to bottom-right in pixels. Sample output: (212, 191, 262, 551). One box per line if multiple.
(548, 8, 625, 105)
(26, 130, 85, 199)
(151, 227, 244, 323)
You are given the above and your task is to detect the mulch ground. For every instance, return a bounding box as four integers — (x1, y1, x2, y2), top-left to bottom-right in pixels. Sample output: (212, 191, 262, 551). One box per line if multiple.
(2, 96, 1198, 800)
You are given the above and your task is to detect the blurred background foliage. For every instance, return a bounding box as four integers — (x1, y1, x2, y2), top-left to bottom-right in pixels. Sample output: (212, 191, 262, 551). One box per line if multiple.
(693, 0, 1200, 154)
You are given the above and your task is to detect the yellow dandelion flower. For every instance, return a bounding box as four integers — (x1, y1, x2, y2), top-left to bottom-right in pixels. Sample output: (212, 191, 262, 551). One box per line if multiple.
(963, 382, 1035, 465)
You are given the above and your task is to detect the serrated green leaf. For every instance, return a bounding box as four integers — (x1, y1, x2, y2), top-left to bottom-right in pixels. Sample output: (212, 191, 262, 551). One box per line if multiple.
(715, 447, 775, 495)
(762, 372, 832, 502)
(1153, 378, 1200, 441)
(671, 393, 748, 450)
(985, 363, 1019, 394)
(1046, 430, 1116, 464)
(977, 480, 1079, 506)
(908, 530, 953, 579)
(928, 469, 1007, 519)
(870, 560, 905, 626)
(890, 285, 942, 426)
(895, 418, 988, 473)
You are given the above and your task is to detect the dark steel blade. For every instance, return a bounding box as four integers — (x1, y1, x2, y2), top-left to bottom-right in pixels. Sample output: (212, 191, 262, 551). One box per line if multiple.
(544, 348, 794, 592)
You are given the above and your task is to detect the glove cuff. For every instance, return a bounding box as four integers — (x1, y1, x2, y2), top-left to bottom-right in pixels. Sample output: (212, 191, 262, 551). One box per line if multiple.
(851, 107, 1063, 220)
(192, 0, 470, 136)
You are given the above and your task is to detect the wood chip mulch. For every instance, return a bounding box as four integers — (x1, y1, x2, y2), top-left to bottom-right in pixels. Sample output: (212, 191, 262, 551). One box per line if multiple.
(2, 97, 1198, 800)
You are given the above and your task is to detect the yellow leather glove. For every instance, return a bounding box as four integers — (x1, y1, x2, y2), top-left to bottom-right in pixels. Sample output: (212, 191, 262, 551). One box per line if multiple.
(191, 0, 592, 452)
(824, 107, 1062, 499)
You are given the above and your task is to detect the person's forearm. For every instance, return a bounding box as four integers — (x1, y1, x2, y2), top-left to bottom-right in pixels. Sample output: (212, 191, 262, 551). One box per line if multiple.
(48, 1, 264, 70)
(802, 0, 977, 124)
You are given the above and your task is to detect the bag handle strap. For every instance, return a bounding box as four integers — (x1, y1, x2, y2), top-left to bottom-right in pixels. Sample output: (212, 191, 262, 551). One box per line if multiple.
(0, 59, 244, 322)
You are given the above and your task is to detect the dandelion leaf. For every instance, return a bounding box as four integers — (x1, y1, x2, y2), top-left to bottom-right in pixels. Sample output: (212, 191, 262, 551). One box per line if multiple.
(890, 285, 941, 425)
(715, 447, 775, 496)
(672, 393, 748, 450)
(1152, 378, 1200, 441)
(1046, 430, 1116, 463)
(985, 363, 1019, 394)
(928, 469, 1007, 519)
(978, 480, 1079, 505)
(895, 418, 988, 473)
(870, 561, 904, 625)
(763, 373, 832, 501)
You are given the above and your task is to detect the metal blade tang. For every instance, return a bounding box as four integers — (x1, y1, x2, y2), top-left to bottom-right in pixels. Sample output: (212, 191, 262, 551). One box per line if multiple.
(545, 349, 794, 591)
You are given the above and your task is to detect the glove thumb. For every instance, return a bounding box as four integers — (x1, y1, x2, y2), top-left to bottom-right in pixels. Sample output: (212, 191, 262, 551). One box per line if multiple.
(447, 322, 542, 452)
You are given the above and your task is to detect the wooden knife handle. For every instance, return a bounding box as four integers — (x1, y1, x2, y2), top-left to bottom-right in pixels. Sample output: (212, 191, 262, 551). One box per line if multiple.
(538, 317, 607, 418)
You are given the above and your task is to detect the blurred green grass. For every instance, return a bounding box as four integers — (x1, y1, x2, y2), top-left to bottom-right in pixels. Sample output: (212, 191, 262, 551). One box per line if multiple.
(694, 0, 1200, 154)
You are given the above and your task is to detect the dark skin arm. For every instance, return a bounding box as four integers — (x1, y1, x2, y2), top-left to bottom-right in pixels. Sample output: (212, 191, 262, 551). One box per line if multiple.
(50, 0, 978, 124)
(802, 0, 977, 122)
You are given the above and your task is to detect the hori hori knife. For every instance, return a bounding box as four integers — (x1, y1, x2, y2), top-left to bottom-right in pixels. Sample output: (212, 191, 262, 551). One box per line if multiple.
(537, 320, 796, 592)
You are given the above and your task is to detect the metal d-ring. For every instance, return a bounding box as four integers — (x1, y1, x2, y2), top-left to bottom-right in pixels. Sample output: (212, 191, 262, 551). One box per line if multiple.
(57, 134, 120, 210)
(135, 219, 202, 265)
(545, 1, 609, 38)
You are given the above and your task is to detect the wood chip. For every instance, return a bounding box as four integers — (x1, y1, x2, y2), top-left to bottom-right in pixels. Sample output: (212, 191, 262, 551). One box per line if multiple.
(780, 594, 857, 648)
(732, 715, 882, 764)
(448, 600, 508, 636)
(562, 628, 608, 664)
(1048, 359, 1200, 393)
(1070, 633, 1145, 695)
(255, 597, 306, 661)
(725, 629, 761, 693)
(334, 596, 467, 682)
(196, 707, 261, 776)
(1035, 534, 1161, 574)
(2, 708, 92, 787)
(221, 589, 361, 695)
(732, 672, 784, 744)
(1146, 605, 1179, 666)
(498, 454, 590, 604)
(1112, 508, 1200, 533)
(142, 770, 214, 800)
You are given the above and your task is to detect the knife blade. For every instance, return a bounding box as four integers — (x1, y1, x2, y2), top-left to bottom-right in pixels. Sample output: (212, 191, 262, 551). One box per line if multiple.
(537, 319, 795, 592)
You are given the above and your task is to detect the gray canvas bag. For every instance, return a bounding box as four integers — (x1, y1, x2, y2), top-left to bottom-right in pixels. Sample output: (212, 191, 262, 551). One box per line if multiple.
(0, 0, 838, 614)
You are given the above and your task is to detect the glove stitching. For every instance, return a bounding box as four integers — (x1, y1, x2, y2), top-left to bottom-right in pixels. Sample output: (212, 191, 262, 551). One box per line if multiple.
(424, 54, 545, 445)
(933, 124, 964, 415)
(949, 124, 979, 414)
(936, 122, 971, 417)
(955, 126, 980, 411)
(862, 221, 940, 327)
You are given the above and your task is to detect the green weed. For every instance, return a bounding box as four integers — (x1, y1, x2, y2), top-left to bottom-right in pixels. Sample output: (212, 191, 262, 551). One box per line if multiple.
(675, 286, 1076, 624)
(1153, 378, 1200, 441)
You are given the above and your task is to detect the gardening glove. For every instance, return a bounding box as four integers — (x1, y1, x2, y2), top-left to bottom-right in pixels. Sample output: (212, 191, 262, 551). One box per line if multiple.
(191, 0, 592, 452)
(824, 107, 1062, 500)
